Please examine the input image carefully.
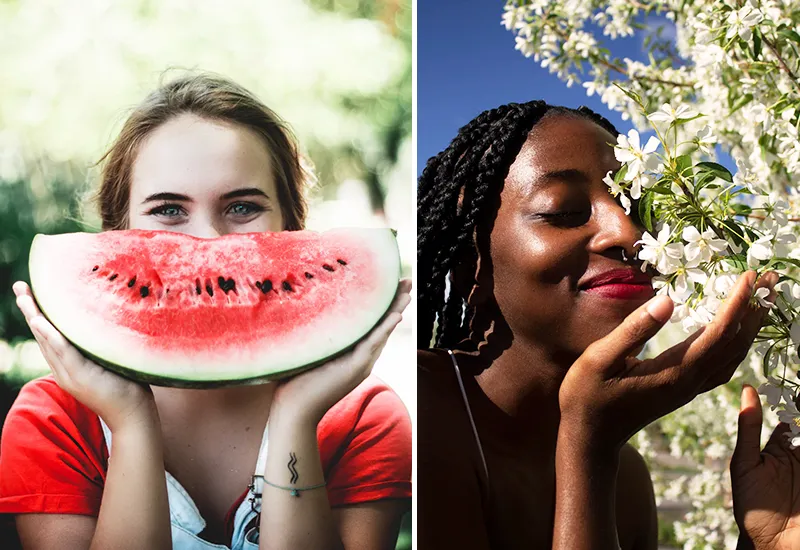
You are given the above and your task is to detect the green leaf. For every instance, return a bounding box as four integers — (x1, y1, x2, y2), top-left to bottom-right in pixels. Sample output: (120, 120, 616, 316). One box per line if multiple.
(676, 154, 693, 177)
(730, 203, 752, 216)
(779, 29, 800, 46)
(696, 161, 734, 183)
(720, 219, 747, 248)
(753, 27, 762, 59)
(671, 113, 705, 128)
(724, 252, 748, 271)
(638, 191, 655, 232)
(730, 93, 754, 114)
(614, 83, 642, 106)
(650, 184, 673, 194)
(613, 164, 629, 185)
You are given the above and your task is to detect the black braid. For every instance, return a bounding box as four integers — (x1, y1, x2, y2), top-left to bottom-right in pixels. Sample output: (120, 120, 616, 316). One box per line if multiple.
(417, 102, 620, 350)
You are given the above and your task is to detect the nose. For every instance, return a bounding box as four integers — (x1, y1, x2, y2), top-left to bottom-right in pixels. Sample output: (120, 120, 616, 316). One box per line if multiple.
(187, 216, 226, 239)
(588, 196, 643, 263)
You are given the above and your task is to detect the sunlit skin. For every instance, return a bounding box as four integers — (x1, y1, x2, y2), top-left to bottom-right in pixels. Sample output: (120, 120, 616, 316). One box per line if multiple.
(14, 111, 412, 548)
(420, 115, 660, 548)
(419, 114, 780, 550)
(130, 112, 284, 236)
(130, 113, 286, 540)
(468, 115, 654, 418)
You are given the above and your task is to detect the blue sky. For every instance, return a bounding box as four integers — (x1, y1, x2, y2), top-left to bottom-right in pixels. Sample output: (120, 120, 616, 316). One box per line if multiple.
(417, 0, 731, 174)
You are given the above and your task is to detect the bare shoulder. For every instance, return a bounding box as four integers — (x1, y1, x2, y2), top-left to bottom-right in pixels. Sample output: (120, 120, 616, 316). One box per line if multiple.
(615, 443, 658, 550)
(417, 348, 445, 370)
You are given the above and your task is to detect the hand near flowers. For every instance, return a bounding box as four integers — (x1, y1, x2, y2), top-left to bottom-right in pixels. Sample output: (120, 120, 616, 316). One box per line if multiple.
(559, 270, 777, 451)
(732, 385, 800, 550)
(553, 270, 777, 550)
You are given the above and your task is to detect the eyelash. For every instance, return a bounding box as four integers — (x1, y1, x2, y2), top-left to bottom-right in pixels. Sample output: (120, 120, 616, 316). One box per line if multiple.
(146, 202, 268, 218)
(227, 202, 268, 216)
(147, 203, 186, 218)
(538, 211, 589, 225)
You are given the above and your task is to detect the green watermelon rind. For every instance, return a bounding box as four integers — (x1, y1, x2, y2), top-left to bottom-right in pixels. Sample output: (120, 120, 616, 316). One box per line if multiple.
(71, 303, 396, 388)
(29, 228, 401, 388)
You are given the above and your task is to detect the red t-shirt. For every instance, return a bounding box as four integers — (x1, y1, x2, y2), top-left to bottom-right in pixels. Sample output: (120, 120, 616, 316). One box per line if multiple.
(0, 374, 411, 531)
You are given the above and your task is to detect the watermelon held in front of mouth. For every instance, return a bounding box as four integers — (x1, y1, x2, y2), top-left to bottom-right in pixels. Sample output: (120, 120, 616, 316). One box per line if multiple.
(28, 228, 400, 387)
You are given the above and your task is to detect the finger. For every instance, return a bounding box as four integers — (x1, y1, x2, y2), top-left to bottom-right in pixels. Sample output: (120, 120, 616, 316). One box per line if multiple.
(386, 283, 412, 316)
(582, 294, 673, 375)
(28, 320, 72, 385)
(358, 312, 403, 361)
(29, 316, 87, 371)
(12, 281, 30, 298)
(680, 271, 756, 370)
(398, 278, 412, 294)
(15, 294, 43, 325)
(731, 384, 764, 476)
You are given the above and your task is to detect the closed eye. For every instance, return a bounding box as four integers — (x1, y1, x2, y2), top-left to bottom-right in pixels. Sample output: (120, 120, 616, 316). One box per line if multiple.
(536, 211, 590, 226)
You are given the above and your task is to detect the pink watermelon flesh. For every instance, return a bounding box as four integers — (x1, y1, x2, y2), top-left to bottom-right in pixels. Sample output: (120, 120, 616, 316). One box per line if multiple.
(28, 228, 400, 387)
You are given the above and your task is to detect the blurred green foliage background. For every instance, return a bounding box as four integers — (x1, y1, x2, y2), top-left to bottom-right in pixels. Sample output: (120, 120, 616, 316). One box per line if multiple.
(0, 0, 411, 547)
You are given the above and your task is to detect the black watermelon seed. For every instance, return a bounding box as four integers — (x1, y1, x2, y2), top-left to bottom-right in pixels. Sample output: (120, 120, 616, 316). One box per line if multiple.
(261, 280, 273, 293)
(195, 279, 202, 295)
(218, 277, 236, 294)
(337, 259, 347, 265)
(140, 286, 149, 298)
(304, 272, 314, 279)
(109, 274, 118, 281)
(282, 281, 293, 292)
(128, 277, 137, 288)
(92, 266, 99, 272)
(323, 264, 334, 272)
(206, 283, 214, 297)
(255, 281, 262, 289)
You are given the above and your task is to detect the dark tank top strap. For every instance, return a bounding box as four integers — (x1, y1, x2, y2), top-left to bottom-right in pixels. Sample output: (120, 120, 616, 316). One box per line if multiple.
(446, 349, 490, 488)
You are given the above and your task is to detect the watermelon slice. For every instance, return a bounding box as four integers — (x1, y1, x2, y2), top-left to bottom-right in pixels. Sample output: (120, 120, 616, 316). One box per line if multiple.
(28, 228, 400, 387)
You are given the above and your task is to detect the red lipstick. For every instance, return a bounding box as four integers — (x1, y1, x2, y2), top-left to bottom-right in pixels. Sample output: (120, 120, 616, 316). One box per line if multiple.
(580, 268, 654, 300)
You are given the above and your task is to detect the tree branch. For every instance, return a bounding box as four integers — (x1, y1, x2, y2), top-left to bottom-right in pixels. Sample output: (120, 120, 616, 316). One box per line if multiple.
(762, 35, 800, 94)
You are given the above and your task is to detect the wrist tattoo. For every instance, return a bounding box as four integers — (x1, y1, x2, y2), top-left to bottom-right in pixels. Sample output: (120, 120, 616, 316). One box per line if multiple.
(288, 452, 299, 484)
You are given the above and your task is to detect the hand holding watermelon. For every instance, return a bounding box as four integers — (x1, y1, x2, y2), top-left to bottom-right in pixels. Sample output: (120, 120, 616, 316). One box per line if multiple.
(271, 278, 412, 425)
(13, 281, 158, 432)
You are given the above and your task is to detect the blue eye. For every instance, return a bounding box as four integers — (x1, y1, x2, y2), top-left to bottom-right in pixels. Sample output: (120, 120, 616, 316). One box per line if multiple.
(148, 203, 186, 218)
(227, 202, 267, 217)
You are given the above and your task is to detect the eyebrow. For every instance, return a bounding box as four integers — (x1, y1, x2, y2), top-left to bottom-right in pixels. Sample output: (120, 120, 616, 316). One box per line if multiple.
(142, 188, 270, 204)
(536, 168, 591, 185)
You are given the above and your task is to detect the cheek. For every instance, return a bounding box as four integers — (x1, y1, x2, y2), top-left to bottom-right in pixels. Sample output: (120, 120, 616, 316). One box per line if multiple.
(489, 215, 582, 337)
(224, 209, 285, 234)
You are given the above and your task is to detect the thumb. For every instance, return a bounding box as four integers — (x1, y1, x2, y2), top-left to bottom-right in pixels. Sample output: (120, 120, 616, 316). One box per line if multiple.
(584, 294, 673, 374)
(732, 384, 764, 476)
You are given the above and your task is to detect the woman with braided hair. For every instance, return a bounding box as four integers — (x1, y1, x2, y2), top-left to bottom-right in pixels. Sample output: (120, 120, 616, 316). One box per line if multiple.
(417, 101, 800, 550)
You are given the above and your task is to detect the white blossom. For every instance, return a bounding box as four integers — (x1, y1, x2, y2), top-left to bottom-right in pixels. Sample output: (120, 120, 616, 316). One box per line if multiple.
(636, 224, 684, 275)
(747, 235, 774, 267)
(725, 5, 763, 41)
(614, 129, 659, 179)
(602, 170, 631, 214)
(647, 102, 699, 125)
(696, 125, 717, 154)
(682, 226, 727, 266)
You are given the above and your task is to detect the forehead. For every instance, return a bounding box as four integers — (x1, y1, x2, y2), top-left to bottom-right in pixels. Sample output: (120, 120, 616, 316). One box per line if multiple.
(130, 113, 274, 198)
(505, 115, 619, 193)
